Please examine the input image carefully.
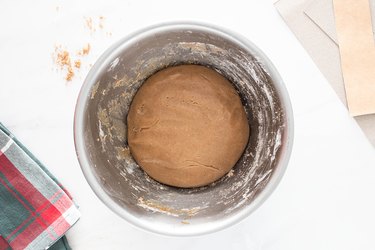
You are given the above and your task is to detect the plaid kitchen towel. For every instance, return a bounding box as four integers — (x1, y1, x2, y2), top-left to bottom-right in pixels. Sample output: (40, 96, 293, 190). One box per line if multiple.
(0, 123, 80, 250)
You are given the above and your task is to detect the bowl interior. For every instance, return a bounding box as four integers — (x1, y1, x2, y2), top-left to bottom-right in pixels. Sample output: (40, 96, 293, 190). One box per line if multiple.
(75, 24, 291, 235)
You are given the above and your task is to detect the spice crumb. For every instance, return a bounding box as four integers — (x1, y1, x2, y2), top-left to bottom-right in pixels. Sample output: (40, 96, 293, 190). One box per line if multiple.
(53, 15, 109, 82)
(74, 60, 81, 69)
(54, 46, 74, 81)
(66, 66, 74, 81)
(56, 49, 71, 68)
(84, 17, 95, 32)
(84, 16, 110, 34)
(78, 43, 91, 56)
(53, 43, 91, 82)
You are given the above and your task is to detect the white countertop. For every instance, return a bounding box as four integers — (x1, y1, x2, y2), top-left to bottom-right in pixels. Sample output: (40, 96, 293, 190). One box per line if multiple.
(1, 0, 375, 249)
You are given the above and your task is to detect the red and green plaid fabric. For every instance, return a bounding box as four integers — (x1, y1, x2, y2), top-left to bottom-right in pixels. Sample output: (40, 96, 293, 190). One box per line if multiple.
(0, 123, 80, 250)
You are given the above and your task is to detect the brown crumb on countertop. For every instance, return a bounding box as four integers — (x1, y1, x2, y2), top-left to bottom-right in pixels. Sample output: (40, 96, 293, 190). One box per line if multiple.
(84, 17, 95, 32)
(55, 46, 70, 68)
(53, 15, 111, 82)
(53, 43, 91, 82)
(84, 16, 110, 34)
(54, 45, 73, 81)
(77, 43, 91, 56)
(74, 60, 81, 69)
(66, 66, 74, 81)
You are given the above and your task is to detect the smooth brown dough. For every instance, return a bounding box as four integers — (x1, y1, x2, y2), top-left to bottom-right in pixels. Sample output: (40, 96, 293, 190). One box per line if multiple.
(127, 65, 249, 188)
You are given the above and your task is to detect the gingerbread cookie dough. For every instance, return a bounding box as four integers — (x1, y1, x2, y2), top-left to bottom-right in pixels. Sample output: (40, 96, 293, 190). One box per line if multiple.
(127, 65, 249, 188)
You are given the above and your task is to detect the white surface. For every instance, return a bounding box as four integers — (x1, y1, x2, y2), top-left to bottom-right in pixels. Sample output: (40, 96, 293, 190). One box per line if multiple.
(1, 0, 375, 249)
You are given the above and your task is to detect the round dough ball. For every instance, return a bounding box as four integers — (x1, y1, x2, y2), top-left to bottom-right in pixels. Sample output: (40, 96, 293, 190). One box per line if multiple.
(127, 65, 249, 188)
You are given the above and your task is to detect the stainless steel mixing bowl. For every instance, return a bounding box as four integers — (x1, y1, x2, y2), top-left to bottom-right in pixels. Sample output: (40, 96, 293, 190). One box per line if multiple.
(74, 22, 293, 236)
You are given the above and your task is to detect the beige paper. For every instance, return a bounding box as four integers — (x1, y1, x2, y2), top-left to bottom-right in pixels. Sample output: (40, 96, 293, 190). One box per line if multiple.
(332, 0, 375, 116)
(305, 0, 375, 44)
(275, 0, 375, 146)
